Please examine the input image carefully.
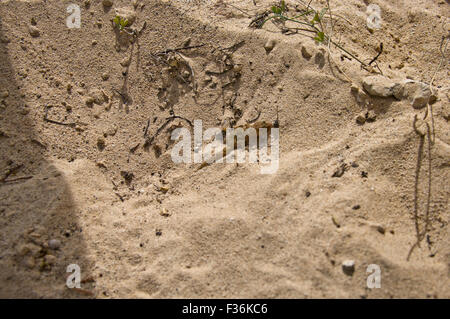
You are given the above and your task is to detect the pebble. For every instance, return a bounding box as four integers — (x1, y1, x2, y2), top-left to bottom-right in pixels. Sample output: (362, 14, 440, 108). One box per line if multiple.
(28, 25, 40, 37)
(342, 260, 355, 276)
(350, 84, 359, 95)
(301, 45, 313, 59)
(159, 208, 170, 217)
(97, 137, 106, 150)
(362, 75, 396, 98)
(363, 76, 432, 109)
(403, 80, 431, 109)
(84, 96, 95, 107)
(44, 254, 57, 265)
(264, 39, 276, 53)
(48, 239, 61, 250)
(370, 224, 386, 235)
(366, 110, 377, 122)
(120, 57, 131, 67)
(102, 0, 113, 7)
(356, 114, 366, 125)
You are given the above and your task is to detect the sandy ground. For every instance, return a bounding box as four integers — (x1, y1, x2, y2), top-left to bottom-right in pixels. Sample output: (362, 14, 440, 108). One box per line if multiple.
(0, 0, 449, 298)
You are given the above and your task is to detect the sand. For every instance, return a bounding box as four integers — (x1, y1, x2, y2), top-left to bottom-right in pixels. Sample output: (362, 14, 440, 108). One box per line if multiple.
(0, 0, 449, 298)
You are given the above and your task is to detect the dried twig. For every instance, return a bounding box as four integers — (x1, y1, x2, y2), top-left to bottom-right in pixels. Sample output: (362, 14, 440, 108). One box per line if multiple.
(154, 44, 205, 56)
(144, 116, 193, 148)
(44, 108, 76, 127)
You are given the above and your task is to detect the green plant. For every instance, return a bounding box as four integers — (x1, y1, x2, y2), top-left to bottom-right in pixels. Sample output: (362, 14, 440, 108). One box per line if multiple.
(113, 15, 129, 31)
(260, 1, 367, 67)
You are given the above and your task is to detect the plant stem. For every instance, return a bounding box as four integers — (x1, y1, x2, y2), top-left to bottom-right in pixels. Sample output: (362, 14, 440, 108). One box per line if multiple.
(265, 12, 367, 67)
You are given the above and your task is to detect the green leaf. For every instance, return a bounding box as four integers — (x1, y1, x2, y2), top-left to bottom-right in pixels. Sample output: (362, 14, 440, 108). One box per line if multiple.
(280, 0, 286, 12)
(121, 19, 129, 28)
(271, 6, 281, 14)
(314, 31, 325, 42)
(113, 16, 120, 26)
(311, 12, 320, 25)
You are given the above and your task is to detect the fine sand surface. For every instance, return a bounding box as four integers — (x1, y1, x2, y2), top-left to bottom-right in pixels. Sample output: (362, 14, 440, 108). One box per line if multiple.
(0, 0, 449, 298)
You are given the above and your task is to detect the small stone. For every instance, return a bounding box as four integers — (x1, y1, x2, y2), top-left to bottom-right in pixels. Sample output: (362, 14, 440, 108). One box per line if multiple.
(97, 137, 106, 150)
(182, 70, 190, 79)
(366, 110, 377, 122)
(370, 224, 386, 235)
(342, 260, 355, 276)
(155, 229, 162, 236)
(402, 80, 431, 109)
(332, 163, 348, 178)
(48, 239, 61, 250)
(84, 96, 95, 107)
(392, 83, 404, 100)
(429, 94, 438, 105)
(264, 39, 276, 53)
(376, 225, 386, 234)
(301, 45, 313, 59)
(412, 95, 429, 109)
(101, 73, 110, 81)
(356, 114, 366, 125)
(352, 204, 361, 210)
(233, 64, 243, 73)
(102, 0, 113, 7)
(350, 84, 359, 95)
(159, 208, 170, 217)
(28, 25, 40, 37)
(362, 75, 396, 97)
(44, 254, 57, 265)
(120, 57, 131, 67)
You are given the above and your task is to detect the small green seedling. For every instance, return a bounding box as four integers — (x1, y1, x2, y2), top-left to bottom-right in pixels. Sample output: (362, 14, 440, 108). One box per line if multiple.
(258, 1, 368, 67)
(113, 15, 129, 31)
(271, 0, 286, 15)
